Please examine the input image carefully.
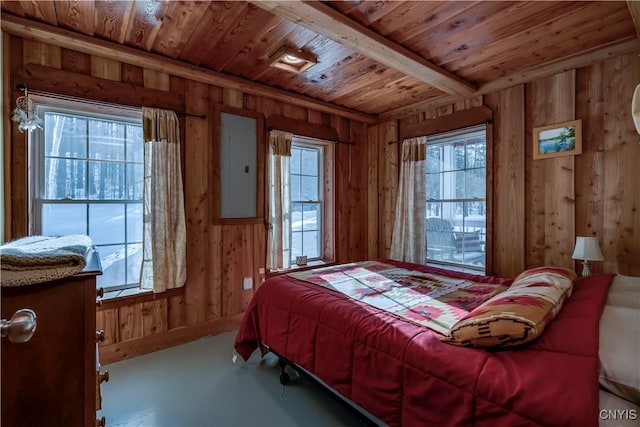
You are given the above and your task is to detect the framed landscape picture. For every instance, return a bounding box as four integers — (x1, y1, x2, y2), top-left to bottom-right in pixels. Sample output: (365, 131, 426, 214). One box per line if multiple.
(533, 119, 582, 160)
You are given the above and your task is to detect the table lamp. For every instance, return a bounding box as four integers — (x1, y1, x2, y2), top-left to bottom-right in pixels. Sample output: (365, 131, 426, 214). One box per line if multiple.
(571, 236, 604, 277)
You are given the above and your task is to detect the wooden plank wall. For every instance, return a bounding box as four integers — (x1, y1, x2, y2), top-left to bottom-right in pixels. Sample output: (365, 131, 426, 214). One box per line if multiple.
(368, 54, 640, 277)
(484, 85, 526, 278)
(578, 54, 640, 275)
(364, 122, 397, 259)
(2, 35, 368, 363)
(526, 71, 577, 270)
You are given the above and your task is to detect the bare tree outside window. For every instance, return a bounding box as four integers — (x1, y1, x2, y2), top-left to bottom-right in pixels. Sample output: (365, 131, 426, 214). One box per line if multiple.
(35, 106, 143, 292)
(289, 143, 322, 264)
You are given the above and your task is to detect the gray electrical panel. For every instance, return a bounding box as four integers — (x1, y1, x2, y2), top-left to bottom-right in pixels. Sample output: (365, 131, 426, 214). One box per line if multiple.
(220, 112, 257, 218)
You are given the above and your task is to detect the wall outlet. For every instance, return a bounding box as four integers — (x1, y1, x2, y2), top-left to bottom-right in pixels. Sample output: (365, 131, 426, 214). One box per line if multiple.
(243, 277, 253, 290)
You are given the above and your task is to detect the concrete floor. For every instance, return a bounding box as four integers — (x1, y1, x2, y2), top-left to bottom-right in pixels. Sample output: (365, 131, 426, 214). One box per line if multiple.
(100, 330, 369, 427)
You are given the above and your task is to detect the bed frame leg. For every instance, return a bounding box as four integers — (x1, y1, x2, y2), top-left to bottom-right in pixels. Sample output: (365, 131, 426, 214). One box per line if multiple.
(279, 359, 291, 385)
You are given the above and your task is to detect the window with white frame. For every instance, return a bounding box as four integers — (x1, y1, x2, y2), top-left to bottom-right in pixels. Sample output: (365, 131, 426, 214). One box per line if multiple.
(32, 101, 143, 292)
(288, 137, 334, 265)
(426, 125, 486, 272)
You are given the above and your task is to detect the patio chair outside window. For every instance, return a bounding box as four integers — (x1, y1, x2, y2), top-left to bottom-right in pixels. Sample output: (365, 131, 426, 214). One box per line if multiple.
(425, 125, 487, 271)
(426, 217, 484, 266)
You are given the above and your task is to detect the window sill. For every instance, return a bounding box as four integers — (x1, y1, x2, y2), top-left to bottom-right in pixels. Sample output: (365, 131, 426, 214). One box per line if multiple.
(266, 260, 336, 278)
(427, 262, 485, 275)
(99, 286, 183, 310)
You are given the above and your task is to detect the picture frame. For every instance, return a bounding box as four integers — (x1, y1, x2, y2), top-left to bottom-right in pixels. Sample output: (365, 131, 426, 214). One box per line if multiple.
(532, 119, 582, 160)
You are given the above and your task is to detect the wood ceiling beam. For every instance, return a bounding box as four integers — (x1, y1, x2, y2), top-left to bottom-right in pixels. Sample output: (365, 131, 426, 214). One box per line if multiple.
(380, 38, 640, 121)
(0, 13, 377, 124)
(251, 0, 476, 98)
(628, 0, 640, 41)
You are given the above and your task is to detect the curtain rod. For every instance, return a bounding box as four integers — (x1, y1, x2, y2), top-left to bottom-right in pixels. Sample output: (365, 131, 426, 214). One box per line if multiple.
(16, 84, 206, 119)
(267, 127, 355, 145)
(176, 111, 206, 119)
(388, 119, 492, 145)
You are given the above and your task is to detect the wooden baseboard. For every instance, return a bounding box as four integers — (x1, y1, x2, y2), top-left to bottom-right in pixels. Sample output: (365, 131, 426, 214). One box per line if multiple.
(99, 314, 244, 365)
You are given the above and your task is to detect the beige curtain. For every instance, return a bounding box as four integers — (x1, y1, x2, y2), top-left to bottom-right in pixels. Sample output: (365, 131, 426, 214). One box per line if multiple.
(267, 130, 293, 270)
(140, 107, 187, 293)
(390, 137, 428, 264)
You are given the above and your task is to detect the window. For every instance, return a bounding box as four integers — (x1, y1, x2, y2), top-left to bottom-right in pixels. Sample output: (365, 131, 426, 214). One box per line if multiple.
(32, 101, 143, 292)
(425, 126, 486, 272)
(288, 137, 334, 265)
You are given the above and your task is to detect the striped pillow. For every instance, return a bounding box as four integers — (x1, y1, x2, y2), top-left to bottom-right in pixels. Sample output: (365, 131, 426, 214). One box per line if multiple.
(445, 267, 577, 347)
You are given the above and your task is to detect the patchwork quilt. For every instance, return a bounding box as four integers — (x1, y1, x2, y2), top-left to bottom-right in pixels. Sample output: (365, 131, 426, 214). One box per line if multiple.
(288, 261, 508, 334)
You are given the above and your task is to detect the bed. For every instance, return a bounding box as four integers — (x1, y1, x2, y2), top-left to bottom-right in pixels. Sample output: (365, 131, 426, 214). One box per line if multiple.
(234, 259, 639, 426)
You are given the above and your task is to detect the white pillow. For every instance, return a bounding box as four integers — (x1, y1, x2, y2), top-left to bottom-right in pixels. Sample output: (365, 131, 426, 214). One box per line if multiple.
(599, 275, 640, 404)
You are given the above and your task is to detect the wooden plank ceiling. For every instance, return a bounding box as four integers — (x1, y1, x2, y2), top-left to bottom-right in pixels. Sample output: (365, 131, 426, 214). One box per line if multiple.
(1, 0, 637, 117)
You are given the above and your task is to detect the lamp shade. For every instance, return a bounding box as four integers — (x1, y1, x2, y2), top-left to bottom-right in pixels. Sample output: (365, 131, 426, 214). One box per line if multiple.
(571, 237, 604, 261)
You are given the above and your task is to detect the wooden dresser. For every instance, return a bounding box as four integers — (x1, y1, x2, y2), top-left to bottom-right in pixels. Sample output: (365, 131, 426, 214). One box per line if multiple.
(1, 249, 107, 427)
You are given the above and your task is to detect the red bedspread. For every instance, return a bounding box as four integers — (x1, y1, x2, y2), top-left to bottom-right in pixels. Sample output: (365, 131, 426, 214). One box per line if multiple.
(235, 260, 613, 427)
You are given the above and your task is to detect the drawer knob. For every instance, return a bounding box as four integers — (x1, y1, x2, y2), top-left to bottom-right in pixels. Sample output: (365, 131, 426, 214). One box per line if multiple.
(99, 371, 109, 384)
(96, 416, 106, 427)
(1, 309, 37, 343)
(98, 371, 109, 384)
(96, 330, 105, 342)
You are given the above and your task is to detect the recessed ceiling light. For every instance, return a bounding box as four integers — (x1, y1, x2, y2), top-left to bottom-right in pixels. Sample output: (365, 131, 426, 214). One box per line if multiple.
(282, 54, 306, 65)
(269, 45, 317, 74)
